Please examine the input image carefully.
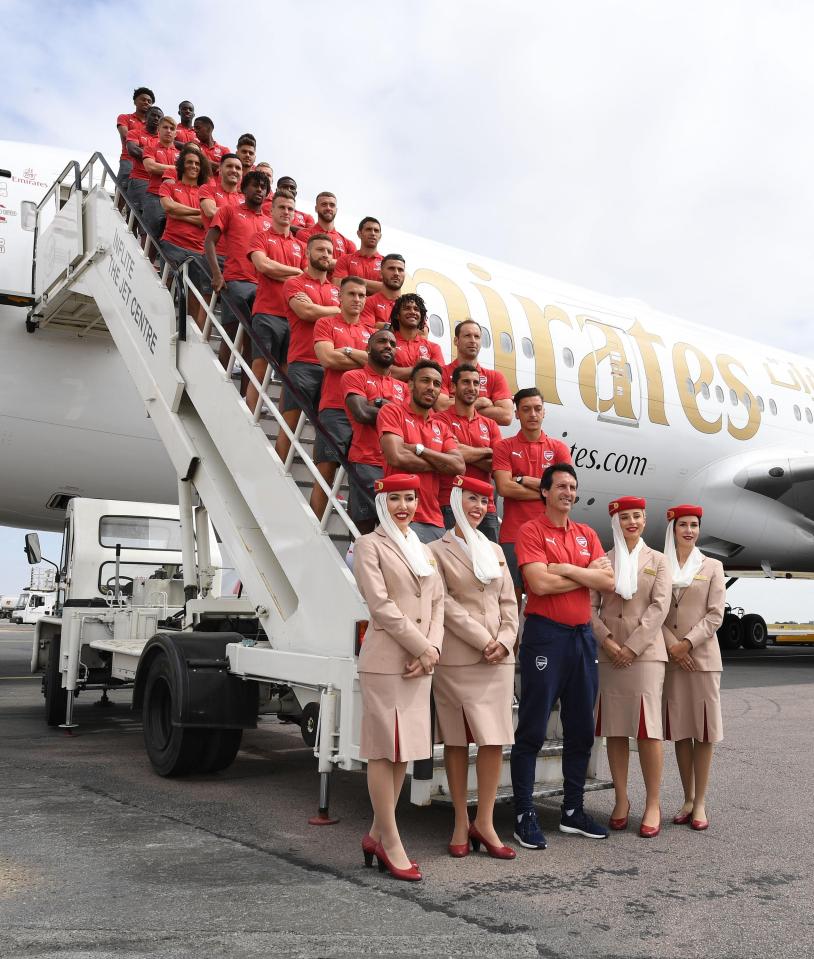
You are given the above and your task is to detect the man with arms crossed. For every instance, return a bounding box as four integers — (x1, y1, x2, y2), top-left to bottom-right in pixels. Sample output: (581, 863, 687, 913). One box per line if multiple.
(436, 319, 513, 425)
(510, 463, 614, 850)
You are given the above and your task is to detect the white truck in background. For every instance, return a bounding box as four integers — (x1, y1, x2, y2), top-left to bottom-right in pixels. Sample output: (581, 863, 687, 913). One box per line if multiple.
(10, 568, 58, 625)
(1, 596, 18, 619)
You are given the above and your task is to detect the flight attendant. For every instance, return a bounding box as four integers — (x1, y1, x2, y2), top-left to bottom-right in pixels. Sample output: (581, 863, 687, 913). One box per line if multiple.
(591, 497, 671, 837)
(662, 505, 726, 831)
(429, 476, 519, 860)
(353, 474, 444, 881)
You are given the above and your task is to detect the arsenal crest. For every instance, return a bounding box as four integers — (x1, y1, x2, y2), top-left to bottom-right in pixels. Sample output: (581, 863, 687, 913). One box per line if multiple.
(535, 655, 548, 671)
(576, 536, 588, 547)
(544, 450, 554, 462)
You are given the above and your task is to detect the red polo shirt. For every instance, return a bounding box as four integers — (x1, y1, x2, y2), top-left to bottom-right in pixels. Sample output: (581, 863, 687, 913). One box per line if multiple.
(118, 113, 145, 161)
(361, 292, 398, 327)
(283, 274, 340, 364)
(249, 230, 305, 316)
(296, 225, 357, 258)
(440, 360, 512, 402)
(393, 331, 445, 369)
(491, 431, 573, 543)
(211, 204, 272, 282)
(516, 513, 605, 626)
(435, 408, 501, 511)
(175, 126, 197, 144)
(333, 251, 383, 282)
(199, 141, 231, 169)
(313, 317, 373, 410)
(125, 130, 159, 181)
(144, 144, 180, 195)
(158, 181, 205, 251)
(343, 367, 408, 466)
(376, 404, 458, 527)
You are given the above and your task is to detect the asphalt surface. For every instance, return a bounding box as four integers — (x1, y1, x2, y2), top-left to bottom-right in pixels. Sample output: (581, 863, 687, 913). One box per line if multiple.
(1, 625, 813, 959)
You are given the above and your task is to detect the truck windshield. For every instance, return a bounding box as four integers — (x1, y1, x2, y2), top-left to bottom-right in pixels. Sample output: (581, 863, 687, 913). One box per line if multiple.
(14, 593, 28, 610)
(99, 516, 183, 551)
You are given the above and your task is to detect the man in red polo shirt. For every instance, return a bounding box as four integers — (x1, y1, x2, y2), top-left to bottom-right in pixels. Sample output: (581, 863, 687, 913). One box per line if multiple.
(199, 154, 245, 264)
(377, 359, 465, 543)
(309, 277, 373, 519)
(493, 387, 572, 600)
(271, 177, 315, 234)
(126, 105, 163, 217)
(275, 234, 340, 464)
(141, 116, 179, 239)
(246, 190, 304, 415)
(342, 328, 407, 533)
(361, 254, 406, 328)
(116, 86, 154, 192)
(296, 193, 356, 269)
(436, 363, 502, 542)
(510, 463, 613, 851)
(388, 292, 445, 380)
(436, 319, 513, 425)
(175, 100, 197, 145)
(333, 217, 383, 293)
(193, 116, 231, 172)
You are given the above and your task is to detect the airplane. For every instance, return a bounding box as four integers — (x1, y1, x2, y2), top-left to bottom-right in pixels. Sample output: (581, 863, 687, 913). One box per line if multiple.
(1, 138, 812, 642)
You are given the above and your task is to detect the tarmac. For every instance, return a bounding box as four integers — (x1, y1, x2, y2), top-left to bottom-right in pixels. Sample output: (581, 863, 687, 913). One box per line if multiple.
(1, 624, 813, 959)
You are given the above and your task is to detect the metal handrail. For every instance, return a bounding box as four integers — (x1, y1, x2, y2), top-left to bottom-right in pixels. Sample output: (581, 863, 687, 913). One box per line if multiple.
(30, 160, 82, 297)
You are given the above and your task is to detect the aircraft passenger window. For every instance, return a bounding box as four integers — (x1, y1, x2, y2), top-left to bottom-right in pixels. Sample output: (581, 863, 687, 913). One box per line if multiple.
(499, 332, 514, 353)
(428, 314, 444, 337)
(21, 201, 37, 232)
(806, 408, 813, 424)
(479, 325, 492, 348)
(714, 386, 724, 403)
(729, 389, 738, 406)
(563, 347, 575, 368)
(794, 405, 802, 421)
(586, 497, 595, 506)
(521, 337, 534, 358)
(685, 378, 695, 395)
(701, 382, 710, 400)
(743, 392, 751, 410)
(625, 363, 632, 382)
(769, 399, 778, 415)
(757, 395, 765, 411)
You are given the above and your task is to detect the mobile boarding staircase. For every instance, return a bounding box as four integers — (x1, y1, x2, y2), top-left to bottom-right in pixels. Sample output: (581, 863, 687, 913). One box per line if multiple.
(27, 154, 610, 812)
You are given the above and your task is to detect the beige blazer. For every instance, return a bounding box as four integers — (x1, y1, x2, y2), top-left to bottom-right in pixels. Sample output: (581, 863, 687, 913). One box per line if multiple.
(662, 555, 726, 671)
(591, 545, 671, 662)
(353, 528, 444, 674)
(429, 532, 519, 666)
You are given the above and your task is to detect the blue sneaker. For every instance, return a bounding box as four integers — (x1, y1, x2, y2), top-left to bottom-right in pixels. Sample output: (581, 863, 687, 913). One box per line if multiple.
(559, 807, 609, 839)
(513, 810, 548, 849)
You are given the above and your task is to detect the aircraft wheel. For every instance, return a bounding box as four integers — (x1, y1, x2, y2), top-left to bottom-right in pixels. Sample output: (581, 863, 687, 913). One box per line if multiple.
(142, 654, 207, 776)
(741, 613, 769, 650)
(43, 635, 67, 727)
(717, 613, 743, 650)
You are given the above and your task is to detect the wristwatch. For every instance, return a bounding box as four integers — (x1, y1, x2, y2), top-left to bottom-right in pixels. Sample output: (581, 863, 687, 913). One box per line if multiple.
(415, 443, 425, 456)
(342, 346, 353, 357)
(514, 475, 524, 486)
(372, 397, 385, 409)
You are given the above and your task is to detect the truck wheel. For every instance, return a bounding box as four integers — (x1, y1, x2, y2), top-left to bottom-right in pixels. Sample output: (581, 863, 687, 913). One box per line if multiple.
(142, 654, 207, 776)
(741, 613, 768, 650)
(199, 729, 243, 773)
(717, 613, 743, 650)
(43, 635, 67, 727)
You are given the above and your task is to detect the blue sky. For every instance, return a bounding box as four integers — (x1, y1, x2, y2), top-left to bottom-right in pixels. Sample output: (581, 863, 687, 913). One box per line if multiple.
(2, 0, 813, 618)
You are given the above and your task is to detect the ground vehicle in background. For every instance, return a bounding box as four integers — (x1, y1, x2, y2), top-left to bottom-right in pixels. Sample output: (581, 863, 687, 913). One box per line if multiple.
(17, 590, 57, 625)
(1, 596, 18, 619)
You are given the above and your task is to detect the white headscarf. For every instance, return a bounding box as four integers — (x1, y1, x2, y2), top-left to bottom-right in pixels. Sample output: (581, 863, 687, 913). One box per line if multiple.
(450, 486, 502, 584)
(610, 512, 644, 600)
(664, 519, 704, 588)
(375, 492, 434, 578)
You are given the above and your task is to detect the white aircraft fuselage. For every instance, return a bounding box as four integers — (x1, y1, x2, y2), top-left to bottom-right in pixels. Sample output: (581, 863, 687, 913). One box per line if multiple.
(1, 140, 812, 573)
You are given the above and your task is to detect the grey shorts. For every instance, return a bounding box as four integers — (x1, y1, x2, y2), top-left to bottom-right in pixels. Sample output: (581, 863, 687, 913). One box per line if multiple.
(161, 241, 211, 296)
(501, 540, 523, 588)
(281, 361, 323, 414)
(347, 463, 383, 522)
(252, 313, 289, 365)
(411, 522, 445, 544)
(314, 408, 352, 464)
(224, 280, 256, 326)
(441, 505, 499, 543)
(116, 159, 133, 190)
(127, 177, 148, 214)
(141, 191, 165, 240)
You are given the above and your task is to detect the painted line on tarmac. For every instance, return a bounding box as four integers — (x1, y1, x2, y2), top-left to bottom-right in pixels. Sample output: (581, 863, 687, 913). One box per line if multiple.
(0, 676, 39, 681)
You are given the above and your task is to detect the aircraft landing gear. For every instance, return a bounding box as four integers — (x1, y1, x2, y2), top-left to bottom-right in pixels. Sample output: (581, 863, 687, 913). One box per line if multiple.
(716, 605, 769, 651)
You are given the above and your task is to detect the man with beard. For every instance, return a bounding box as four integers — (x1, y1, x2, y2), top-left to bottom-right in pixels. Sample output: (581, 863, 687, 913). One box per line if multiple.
(377, 359, 464, 543)
(126, 105, 163, 216)
(199, 154, 245, 257)
(275, 234, 341, 463)
(333, 217, 383, 293)
(296, 192, 356, 269)
(361, 254, 406, 328)
(236, 134, 257, 174)
(436, 319, 513, 426)
(388, 292, 445, 380)
(342, 328, 408, 533)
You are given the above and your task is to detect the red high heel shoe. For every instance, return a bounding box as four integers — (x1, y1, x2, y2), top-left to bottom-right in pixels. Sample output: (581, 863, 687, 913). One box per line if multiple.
(609, 802, 631, 831)
(374, 842, 422, 881)
(672, 811, 692, 825)
(690, 818, 709, 831)
(468, 823, 516, 860)
(363, 834, 417, 868)
(448, 841, 470, 858)
(639, 812, 661, 838)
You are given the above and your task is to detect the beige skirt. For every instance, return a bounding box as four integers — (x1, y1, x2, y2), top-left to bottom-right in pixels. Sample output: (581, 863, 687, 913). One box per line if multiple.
(596, 660, 666, 740)
(663, 667, 723, 743)
(433, 662, 515, 747)
(359, 671, 433, 762)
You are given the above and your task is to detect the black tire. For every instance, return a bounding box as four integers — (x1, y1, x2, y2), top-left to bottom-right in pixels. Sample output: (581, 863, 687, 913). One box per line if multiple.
(142, 654, 207, 776)
(741, 613, 769, 650)
(199, 729, 243, 773)
(43, 635, 67, 727)
(300, 701, 319, 748)
(717, 613, 743, 650)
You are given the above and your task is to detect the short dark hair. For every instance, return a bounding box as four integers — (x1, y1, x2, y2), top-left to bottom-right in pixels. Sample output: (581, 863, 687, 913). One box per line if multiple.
(368, 327, 396, 346)
(389, 293, 427, 333)
(307, 232, 333, 248)
(410, 359, 443, 380)
(540, 463, 578, 500)
(359, 216, 380, 230)
(277, 175, 296, 188)
(241, 170, 270, 194)
(178, 99, 193, 109)
(195, 115, 214, 128)
(236, 133, 256, 147)
(514, 386, 543, 407)
(220, 152, 240, 164)
(381, 253, 405, 267)
(451, 362, 479, 385)
(316, 191, 336, 201)
(272, 189, 295, 204)
(340, 275, 367, 290)
(454, 318, 481, 339)
(133, 87, 155, 102)
(176, 145, 211, 185)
